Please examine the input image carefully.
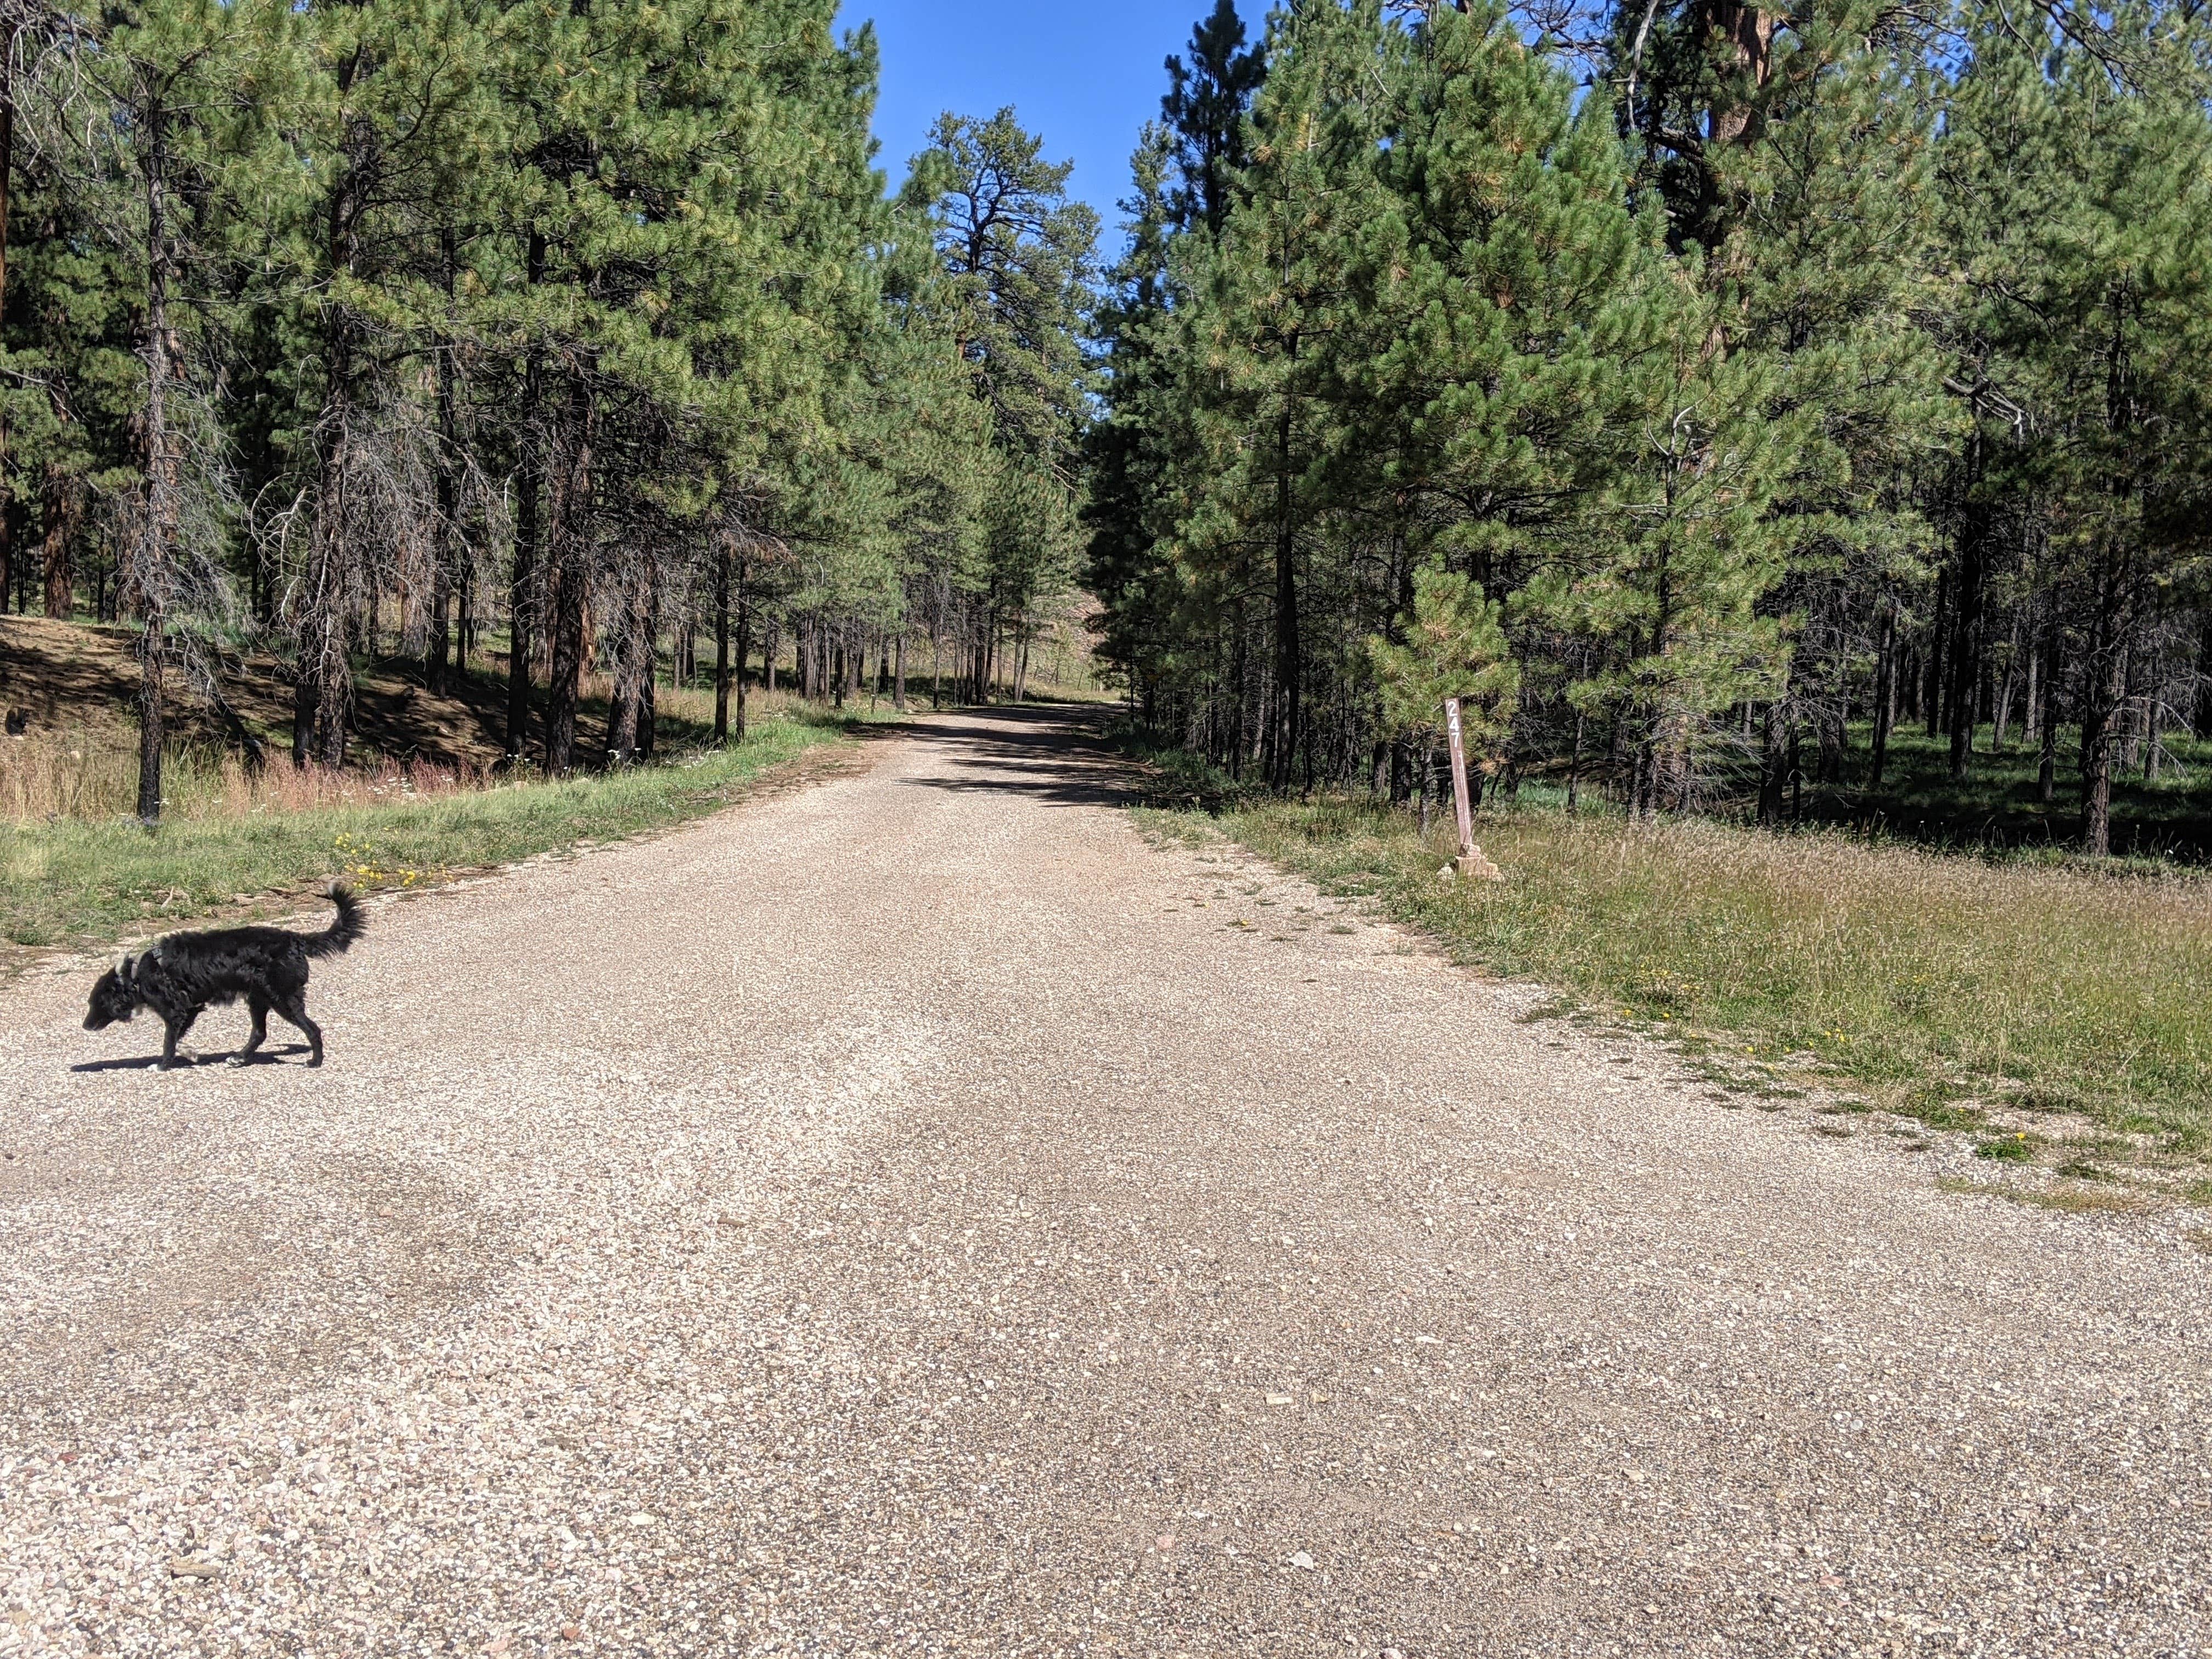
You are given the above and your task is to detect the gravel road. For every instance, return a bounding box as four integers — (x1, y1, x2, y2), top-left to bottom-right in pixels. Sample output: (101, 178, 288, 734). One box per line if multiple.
(3, 705, 2207, 1658)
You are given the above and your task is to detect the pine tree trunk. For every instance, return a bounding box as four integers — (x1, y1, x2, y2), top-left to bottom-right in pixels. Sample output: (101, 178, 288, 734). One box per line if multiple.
(1947, 498, 1988, 781)
(601, 567, 645, 766)
(1271, 398, 1300, 793)
(1757, 701, 1788, 825)
(2036, 613, 2058, 804)
(40, 462, 76, 619)
(894, 630, 906, 712)
(730, 561, 751, 744)
(1923, 566, 1948, 738)
(1992, 614, 2019, 752)
(1870, 596, 1896, 789)
(2079, 561, 2130, 857)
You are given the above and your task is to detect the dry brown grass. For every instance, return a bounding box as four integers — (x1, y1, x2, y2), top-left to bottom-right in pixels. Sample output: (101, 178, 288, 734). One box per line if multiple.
(0, 728, 488, 826)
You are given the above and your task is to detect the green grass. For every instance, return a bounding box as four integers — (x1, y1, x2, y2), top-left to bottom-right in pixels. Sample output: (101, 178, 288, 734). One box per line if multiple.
(0, 707, 874, 955)
(1133, 775, 2212, 1160)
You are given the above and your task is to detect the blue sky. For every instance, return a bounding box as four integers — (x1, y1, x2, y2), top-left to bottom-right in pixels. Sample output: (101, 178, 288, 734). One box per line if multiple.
(834, 0, 1267, 238)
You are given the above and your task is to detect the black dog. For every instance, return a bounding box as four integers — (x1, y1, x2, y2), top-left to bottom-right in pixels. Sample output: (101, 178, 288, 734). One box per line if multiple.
(83, 886, 366, 1069)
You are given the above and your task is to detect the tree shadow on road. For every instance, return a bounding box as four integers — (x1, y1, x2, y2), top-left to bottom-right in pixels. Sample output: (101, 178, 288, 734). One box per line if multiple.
(897, 704, 1139, 809)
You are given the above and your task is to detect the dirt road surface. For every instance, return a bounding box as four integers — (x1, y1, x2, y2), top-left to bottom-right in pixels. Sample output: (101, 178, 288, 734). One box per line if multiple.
(3, 707, 2207, 1658)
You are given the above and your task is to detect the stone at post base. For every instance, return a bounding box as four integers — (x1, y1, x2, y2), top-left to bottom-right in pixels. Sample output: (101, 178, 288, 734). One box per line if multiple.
(1439, 847, 1504, 883)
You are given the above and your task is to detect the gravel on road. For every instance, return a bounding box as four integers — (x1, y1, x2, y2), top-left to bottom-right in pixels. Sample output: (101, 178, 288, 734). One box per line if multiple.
(2, 705, 2207, 1658)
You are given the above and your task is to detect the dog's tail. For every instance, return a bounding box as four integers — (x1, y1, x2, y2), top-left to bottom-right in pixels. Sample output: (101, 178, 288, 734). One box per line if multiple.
(306, 884, 368, 959)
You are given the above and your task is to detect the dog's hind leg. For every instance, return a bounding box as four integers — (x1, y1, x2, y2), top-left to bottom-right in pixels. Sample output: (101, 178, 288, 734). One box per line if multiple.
(228, 995, 272, 1067)
(275, 994, 324, 1067)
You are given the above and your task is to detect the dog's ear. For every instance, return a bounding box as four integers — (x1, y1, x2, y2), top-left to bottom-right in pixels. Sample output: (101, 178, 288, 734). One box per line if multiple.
(117, 954, 137, 982)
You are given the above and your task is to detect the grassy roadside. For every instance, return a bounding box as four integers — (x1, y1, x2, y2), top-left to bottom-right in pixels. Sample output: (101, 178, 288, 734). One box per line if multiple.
(1, 707, 882, 957)
(1130, 758, 2212, 1178)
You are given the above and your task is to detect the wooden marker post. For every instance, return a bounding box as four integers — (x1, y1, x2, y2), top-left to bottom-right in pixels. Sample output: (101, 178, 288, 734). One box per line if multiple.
(1441, 697, 1503, 882)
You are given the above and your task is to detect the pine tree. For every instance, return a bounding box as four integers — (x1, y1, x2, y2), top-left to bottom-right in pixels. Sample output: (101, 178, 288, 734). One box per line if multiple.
(1939, 5, 2212, 854)
(904, 107, 1098, 698)
(1161, 0, 1266, 234)
(81, 0, 296, 820)
(1369, 566, 1519, 827)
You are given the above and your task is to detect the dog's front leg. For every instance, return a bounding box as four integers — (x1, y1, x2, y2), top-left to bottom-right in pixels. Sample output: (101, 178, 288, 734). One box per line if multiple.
(159, 1008, 201, 1070)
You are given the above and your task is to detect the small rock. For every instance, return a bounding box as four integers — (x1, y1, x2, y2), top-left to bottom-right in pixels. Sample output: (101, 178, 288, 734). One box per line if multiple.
(167, 1557, 219, 1580)
(561, 1627, 582, 1643)
(1288, 1550, 1316, 1570)
(485, 1636, 510, 1655)
(1155, 1534, 1176, 1551)
(1265, 1393, 1294, 1406)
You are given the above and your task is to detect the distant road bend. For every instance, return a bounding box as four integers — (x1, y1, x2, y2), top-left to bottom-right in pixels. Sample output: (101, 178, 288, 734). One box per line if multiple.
(2, 704, 2205, 1657)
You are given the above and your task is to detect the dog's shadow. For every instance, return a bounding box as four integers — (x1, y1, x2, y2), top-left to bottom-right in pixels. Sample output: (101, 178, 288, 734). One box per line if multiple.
(72, 1044, 315, 1074)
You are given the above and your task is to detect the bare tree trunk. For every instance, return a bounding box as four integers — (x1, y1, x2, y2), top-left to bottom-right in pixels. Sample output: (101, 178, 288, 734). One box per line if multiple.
(763, 611, 777, 695)
(457, 554, 473, 679)
(133, 90, 181, 825)
(894, 630, 906, 712)
(541, 376, 592, 773)
(0, 25, 18, 619)
(505, 232, 545, 763)
(506, 452, 539, 761)
(636, 570, 659, 760)
(712, 536, 731, 743)
(427, 232, 460, 692)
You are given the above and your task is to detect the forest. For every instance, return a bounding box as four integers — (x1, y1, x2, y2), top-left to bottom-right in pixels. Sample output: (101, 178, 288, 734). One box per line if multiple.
(0, 0, 1094, 819)
(0, 0, 2207, 862)
(1090, 0, 2212, 859)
